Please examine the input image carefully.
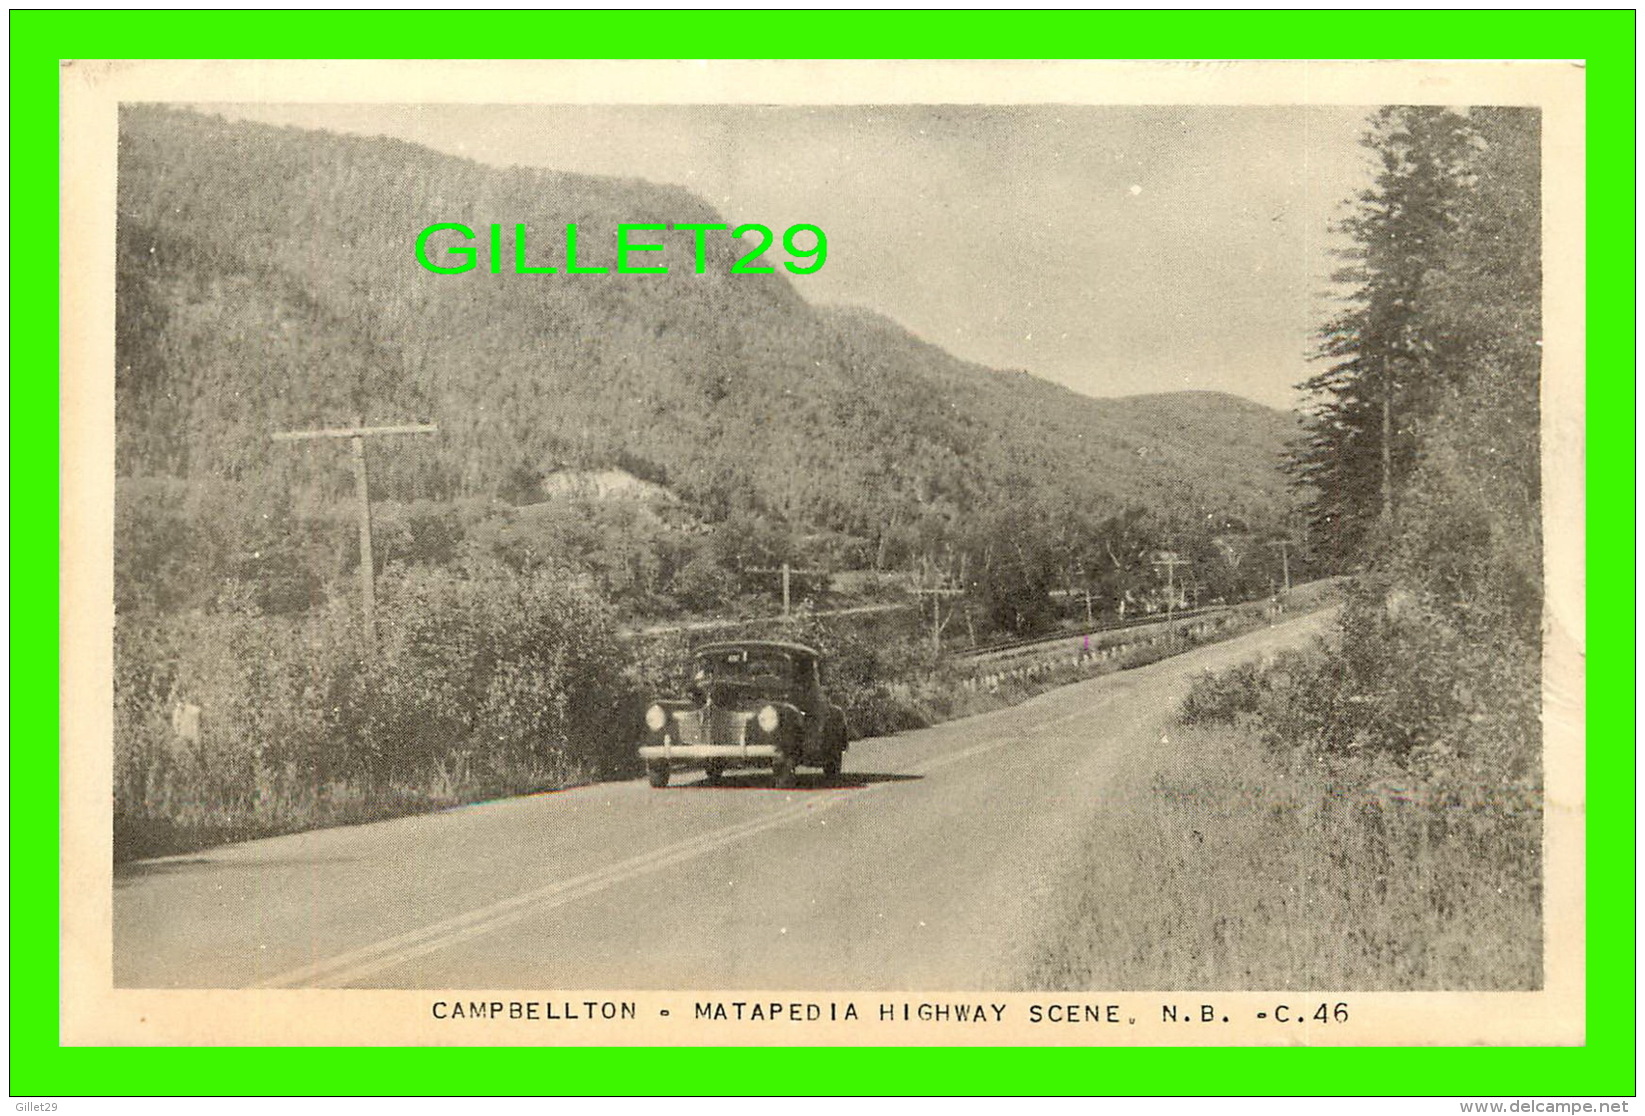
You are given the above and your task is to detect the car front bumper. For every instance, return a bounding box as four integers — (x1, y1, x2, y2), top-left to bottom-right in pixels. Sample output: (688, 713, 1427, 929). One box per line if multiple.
(638, 743, 782, 763)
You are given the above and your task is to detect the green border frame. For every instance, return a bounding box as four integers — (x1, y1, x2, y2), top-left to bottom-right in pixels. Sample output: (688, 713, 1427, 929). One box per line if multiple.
(12, 9, 1634, 1098)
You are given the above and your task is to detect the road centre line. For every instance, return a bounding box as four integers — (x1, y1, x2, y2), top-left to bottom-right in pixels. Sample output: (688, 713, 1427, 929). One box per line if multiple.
(253, 694, 1123, 989)
(254, 798, 825, 988)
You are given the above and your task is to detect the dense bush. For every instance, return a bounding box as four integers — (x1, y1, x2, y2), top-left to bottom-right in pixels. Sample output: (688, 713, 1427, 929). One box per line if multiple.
(113, 563, 630, 859)
(1179, 653, 1302, 726)
(357, 562, 629, 779)
(114, 597, 358, 856)
(1180, 591, 1540, 792)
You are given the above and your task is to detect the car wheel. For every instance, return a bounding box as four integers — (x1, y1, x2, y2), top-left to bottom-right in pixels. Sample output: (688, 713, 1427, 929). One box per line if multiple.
(823, 716, 847, 780)
(703, 762, 724, 784)
(647, 763, 670, 788)
(772, 754, 797, 789)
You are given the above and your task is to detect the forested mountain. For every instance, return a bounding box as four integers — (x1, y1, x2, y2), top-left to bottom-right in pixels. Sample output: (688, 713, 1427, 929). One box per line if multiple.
(117, 107, 1292, 524)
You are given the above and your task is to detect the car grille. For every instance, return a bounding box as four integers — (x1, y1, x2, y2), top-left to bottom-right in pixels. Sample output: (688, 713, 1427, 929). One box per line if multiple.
(671, 708, 752, 746)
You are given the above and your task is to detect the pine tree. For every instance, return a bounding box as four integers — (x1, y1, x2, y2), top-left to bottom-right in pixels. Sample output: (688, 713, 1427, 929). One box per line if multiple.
(1292, 106, 1477, 567)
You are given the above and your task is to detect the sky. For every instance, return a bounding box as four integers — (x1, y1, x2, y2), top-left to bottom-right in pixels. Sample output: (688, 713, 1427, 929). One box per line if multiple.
(202, 103, 1376, 410)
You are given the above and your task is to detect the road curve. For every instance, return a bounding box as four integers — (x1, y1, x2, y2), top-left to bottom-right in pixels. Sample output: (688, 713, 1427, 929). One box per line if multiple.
(114, 609, 1333, 990)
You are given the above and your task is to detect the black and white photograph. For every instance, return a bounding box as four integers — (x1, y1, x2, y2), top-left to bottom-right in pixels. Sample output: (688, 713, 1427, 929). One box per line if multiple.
(61, 59, 1584, 1046)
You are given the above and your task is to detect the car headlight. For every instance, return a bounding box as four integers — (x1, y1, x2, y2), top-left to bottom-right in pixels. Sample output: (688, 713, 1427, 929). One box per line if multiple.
(756, 704, 781, 733)
(645, 704, 668, 732)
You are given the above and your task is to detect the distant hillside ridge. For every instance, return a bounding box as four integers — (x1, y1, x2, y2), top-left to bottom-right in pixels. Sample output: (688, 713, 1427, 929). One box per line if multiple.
(115, 105, 1298, 550)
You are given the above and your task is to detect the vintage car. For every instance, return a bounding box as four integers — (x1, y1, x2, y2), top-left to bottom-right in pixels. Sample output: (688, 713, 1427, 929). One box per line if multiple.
(638, 640, 850, 788)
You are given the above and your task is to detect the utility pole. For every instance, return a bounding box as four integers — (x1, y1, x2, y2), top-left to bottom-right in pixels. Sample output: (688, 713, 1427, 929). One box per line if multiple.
(1268, 539, 1294, 593)
(1151, 551, 1191, 626)
(272, 420, 439, 647)
(745, 562, 828, 620)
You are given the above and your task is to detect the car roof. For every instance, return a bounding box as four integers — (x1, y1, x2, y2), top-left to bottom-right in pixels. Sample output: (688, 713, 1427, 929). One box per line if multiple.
(692, 639, 821, 660)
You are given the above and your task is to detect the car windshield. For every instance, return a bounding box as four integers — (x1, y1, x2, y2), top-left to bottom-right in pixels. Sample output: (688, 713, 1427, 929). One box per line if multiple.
(692, 648, 800, 687)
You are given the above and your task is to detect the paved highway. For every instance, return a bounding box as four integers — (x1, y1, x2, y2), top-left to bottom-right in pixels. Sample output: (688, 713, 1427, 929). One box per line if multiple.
(114, 610, 1332, 990)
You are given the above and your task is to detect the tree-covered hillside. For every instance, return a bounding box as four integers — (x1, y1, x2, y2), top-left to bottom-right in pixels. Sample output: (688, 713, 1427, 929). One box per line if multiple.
(116, 105, 1297, 582)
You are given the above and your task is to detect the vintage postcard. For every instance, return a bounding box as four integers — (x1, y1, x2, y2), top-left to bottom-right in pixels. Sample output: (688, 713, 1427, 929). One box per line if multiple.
(61, 58, 1585, 1046)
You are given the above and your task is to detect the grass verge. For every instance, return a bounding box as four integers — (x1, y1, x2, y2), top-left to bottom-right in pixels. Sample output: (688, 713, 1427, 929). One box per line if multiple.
(1026, 719, 1542, 990)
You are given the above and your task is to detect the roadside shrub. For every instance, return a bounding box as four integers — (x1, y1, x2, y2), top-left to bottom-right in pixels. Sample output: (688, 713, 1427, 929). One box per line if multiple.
(1179, 661, 1269, 725)
(113, 562, 631, 860)
(357, 561, 628, 780)
(114, 596, 360, 857)
(1197, 578, 1544, 791)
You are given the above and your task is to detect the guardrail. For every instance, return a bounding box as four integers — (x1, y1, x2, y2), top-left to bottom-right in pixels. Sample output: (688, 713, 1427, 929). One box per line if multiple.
(953, 600, 1289, 695)
(957, 604, 1234, 662)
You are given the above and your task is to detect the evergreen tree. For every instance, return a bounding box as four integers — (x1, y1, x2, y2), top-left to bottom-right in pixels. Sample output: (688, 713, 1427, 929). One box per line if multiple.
(1292, 106, 1477, 567)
